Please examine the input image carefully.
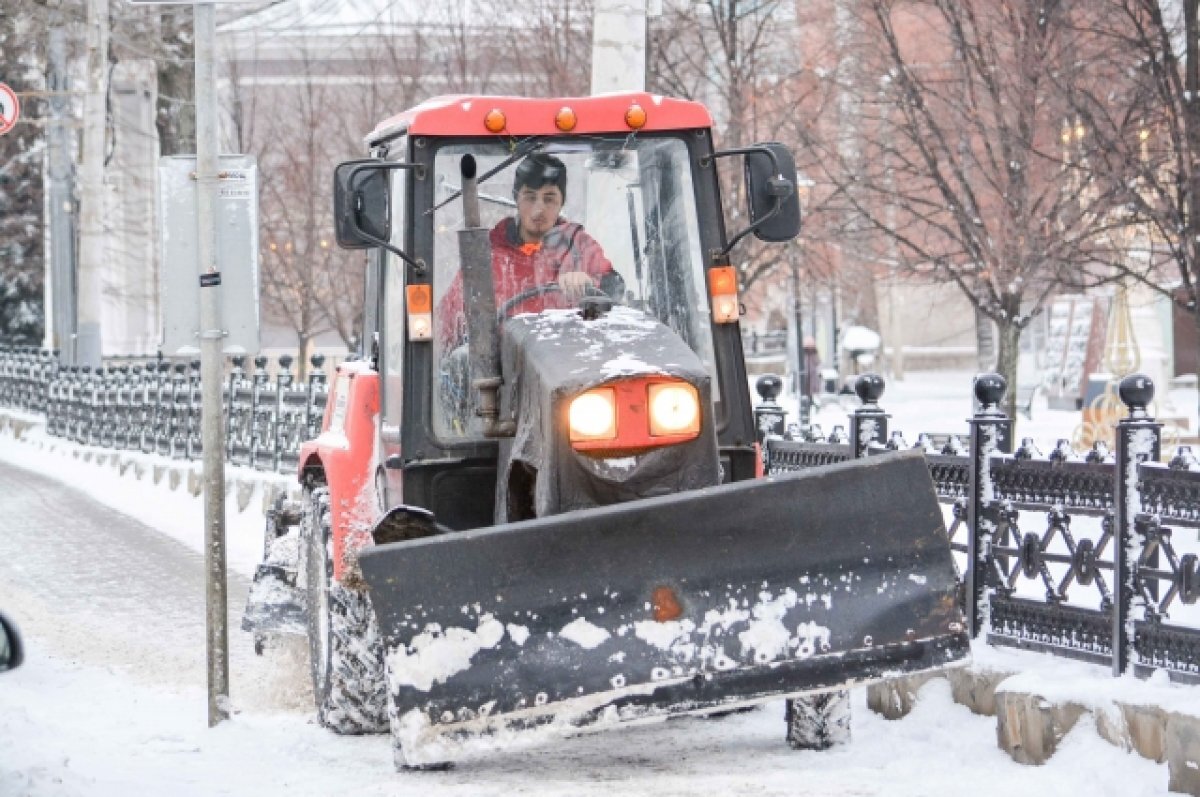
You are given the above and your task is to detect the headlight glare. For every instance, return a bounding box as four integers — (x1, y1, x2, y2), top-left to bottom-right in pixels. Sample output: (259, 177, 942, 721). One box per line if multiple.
(648, 383, 700, 436)
(569, 388, 617, 441)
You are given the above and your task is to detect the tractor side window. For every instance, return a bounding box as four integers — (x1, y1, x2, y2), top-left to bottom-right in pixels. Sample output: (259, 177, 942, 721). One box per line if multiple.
(428, 137, 716, 442)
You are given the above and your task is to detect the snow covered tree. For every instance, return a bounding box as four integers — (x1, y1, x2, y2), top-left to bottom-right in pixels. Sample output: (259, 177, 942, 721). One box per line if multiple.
(0, 0, 47, 344)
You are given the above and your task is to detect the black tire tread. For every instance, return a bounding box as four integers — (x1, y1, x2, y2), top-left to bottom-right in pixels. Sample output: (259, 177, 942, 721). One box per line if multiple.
(305, 485, 388, 734)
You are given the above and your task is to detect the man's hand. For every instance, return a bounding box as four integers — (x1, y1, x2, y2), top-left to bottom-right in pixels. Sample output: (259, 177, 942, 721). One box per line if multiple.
(557, 271, 594, 302)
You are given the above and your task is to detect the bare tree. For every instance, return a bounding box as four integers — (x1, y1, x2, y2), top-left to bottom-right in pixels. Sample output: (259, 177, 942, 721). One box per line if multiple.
(241, 42, 361, 359)
(806, 0, 1134, 417)
(506, 0, 593, 97)
(1058, 0, 1200, 407)
(650, 0, 819, 295)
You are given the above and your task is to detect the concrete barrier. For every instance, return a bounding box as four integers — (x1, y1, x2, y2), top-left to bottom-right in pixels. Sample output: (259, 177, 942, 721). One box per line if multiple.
(867, 663, 1199, 794)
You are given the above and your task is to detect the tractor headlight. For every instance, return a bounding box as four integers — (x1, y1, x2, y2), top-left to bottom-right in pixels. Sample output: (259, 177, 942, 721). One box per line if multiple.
(568, 388, 617, 441)
(648, 383, 700, 437)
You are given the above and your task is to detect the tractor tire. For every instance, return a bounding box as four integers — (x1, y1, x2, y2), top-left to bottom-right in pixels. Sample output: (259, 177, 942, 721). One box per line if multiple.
(785, 690, 851, 750)
(302, 485, 388, 734)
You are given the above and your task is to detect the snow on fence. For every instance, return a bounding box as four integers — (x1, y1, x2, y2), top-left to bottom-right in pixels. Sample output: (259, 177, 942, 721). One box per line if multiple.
(756, 372, 1200, 684)
(0, 346, 329, 475)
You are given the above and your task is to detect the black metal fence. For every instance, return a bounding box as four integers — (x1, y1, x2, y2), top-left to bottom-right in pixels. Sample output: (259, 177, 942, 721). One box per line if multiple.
(6, 344, 1198, 682)
(756, 372, 1200, 684)
(0, 346, 330, 475)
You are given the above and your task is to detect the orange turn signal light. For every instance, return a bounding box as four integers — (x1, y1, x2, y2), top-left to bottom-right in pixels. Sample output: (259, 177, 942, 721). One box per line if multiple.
(625, 103, 647, 130)
(708, 266, 739, 324)
(483, 108, 507, 133)
(406, 284, 433, 341)
(555, 106, 578, 132)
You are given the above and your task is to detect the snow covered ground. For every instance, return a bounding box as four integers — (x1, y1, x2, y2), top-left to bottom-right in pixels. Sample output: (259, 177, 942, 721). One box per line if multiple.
(0, 371, 1193, 795)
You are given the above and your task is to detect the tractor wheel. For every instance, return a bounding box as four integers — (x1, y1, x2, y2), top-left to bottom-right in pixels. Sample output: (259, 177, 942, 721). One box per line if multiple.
(785, 690, 851, 750)
(302, 485, 388, 734)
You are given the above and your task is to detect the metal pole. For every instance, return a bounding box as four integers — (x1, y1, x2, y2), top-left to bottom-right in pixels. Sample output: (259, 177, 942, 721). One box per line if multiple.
(966, 373, 1011, 638)
(792, 263, 809, 428)
(1112, 374, 1160, 677)
(47, 28, 78, 364)
(194, 1, 229, 726)
(590, 0, 648, 94)
(77, 0, 108, 368)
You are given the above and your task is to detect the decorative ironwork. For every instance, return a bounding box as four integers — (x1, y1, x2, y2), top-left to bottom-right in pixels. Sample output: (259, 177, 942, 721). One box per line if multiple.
(989, 595, 1113, 664)
(0, 346, 329, 476)
(1138, 462, 1200, 524)
(989, 456, 1115, 512)
(926, 455, 969, 501)
(765, 440, 851, 472)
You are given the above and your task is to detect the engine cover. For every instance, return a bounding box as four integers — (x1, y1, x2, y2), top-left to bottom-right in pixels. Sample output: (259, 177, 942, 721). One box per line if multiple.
(496, 307, 720, 522)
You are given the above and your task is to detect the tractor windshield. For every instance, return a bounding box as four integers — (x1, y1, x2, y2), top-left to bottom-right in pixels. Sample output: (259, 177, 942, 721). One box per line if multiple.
(429, 135, 717, 440)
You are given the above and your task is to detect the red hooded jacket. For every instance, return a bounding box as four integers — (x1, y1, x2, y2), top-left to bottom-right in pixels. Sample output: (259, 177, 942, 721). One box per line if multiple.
(436, 217, 619, 347)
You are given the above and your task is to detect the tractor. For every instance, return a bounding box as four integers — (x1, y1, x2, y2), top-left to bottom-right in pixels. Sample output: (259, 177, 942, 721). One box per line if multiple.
(244, 92, 968, 768)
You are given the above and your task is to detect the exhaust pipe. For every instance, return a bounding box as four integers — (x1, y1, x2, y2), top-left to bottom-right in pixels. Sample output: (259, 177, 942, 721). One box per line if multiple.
(458, 155, 514, 437)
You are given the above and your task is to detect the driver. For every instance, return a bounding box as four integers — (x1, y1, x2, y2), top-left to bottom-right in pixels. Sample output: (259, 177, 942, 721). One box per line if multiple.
(437, 153, 624, 347)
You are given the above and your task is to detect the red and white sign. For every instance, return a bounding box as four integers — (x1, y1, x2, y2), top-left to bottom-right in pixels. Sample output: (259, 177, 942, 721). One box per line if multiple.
(0, 84, 19, 136)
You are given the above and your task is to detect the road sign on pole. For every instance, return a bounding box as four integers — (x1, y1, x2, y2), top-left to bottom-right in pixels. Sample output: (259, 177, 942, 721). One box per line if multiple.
(0, 83, 21, 137)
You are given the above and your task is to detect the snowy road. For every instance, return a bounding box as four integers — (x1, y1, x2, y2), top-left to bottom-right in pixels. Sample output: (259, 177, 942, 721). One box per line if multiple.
(0, 438, 1175, 796)
(0, 458, 252, 689)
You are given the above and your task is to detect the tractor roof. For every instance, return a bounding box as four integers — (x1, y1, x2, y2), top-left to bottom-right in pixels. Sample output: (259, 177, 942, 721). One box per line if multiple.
(367, 92, 713, 147)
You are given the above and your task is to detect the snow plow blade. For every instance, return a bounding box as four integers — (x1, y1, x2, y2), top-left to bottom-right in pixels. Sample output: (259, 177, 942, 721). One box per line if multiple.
(358, 450, 968, 765)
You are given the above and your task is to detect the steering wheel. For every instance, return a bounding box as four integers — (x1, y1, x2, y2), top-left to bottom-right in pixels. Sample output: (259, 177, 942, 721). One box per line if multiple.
(495, 282, 610, 321)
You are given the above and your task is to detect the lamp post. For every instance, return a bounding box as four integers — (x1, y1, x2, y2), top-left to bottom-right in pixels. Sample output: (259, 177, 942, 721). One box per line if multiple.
(794, 174, 815, 428)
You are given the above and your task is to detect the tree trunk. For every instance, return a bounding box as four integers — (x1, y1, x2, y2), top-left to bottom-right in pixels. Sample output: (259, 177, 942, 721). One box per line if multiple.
(1193, 301, 1200, 427)
(995, 321, 1022, 427)
(297, 334, 311, 383)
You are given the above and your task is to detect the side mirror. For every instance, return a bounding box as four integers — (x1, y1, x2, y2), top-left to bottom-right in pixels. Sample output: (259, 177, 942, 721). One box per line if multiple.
(744, 142, 801, 243)
(333, 160, 392, 249)
(0, 612, 24, 672)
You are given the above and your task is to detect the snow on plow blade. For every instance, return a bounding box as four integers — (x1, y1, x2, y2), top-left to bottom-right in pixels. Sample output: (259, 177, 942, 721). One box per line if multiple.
(358, 450, 968, 766)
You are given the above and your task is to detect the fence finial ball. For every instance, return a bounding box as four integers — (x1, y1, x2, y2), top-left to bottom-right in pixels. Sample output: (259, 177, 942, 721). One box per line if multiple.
(756, 374, 783, 402)
(973, 373, 1007, 411)
(311, 353, 326, 369)
(854, 373, 885, 405)
(1118, 373, 1155, 418)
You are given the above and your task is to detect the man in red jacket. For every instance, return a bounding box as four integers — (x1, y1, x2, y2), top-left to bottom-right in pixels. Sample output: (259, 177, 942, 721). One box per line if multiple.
(437, 153, 625, 348)
(435, 154, 625, 433)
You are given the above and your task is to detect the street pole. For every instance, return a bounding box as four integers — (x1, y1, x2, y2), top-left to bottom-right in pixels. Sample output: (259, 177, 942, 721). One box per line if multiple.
(46, 28, 77, 363)
(77, 0, 109, 368)
(194, 1, 229, 727)
(591, 0, 647, 93)
(792, 263, 809, 428)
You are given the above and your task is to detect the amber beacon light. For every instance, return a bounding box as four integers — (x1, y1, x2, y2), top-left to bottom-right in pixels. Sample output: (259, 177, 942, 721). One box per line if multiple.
(555, 107, 578, 132)
(625, 103, 647, 130)
(483, 108, 507, 133)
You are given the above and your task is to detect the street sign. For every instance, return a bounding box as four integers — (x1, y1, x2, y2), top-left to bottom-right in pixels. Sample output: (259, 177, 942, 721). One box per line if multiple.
(158, 154, 261, 355)
(0, 84, 20, 136)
